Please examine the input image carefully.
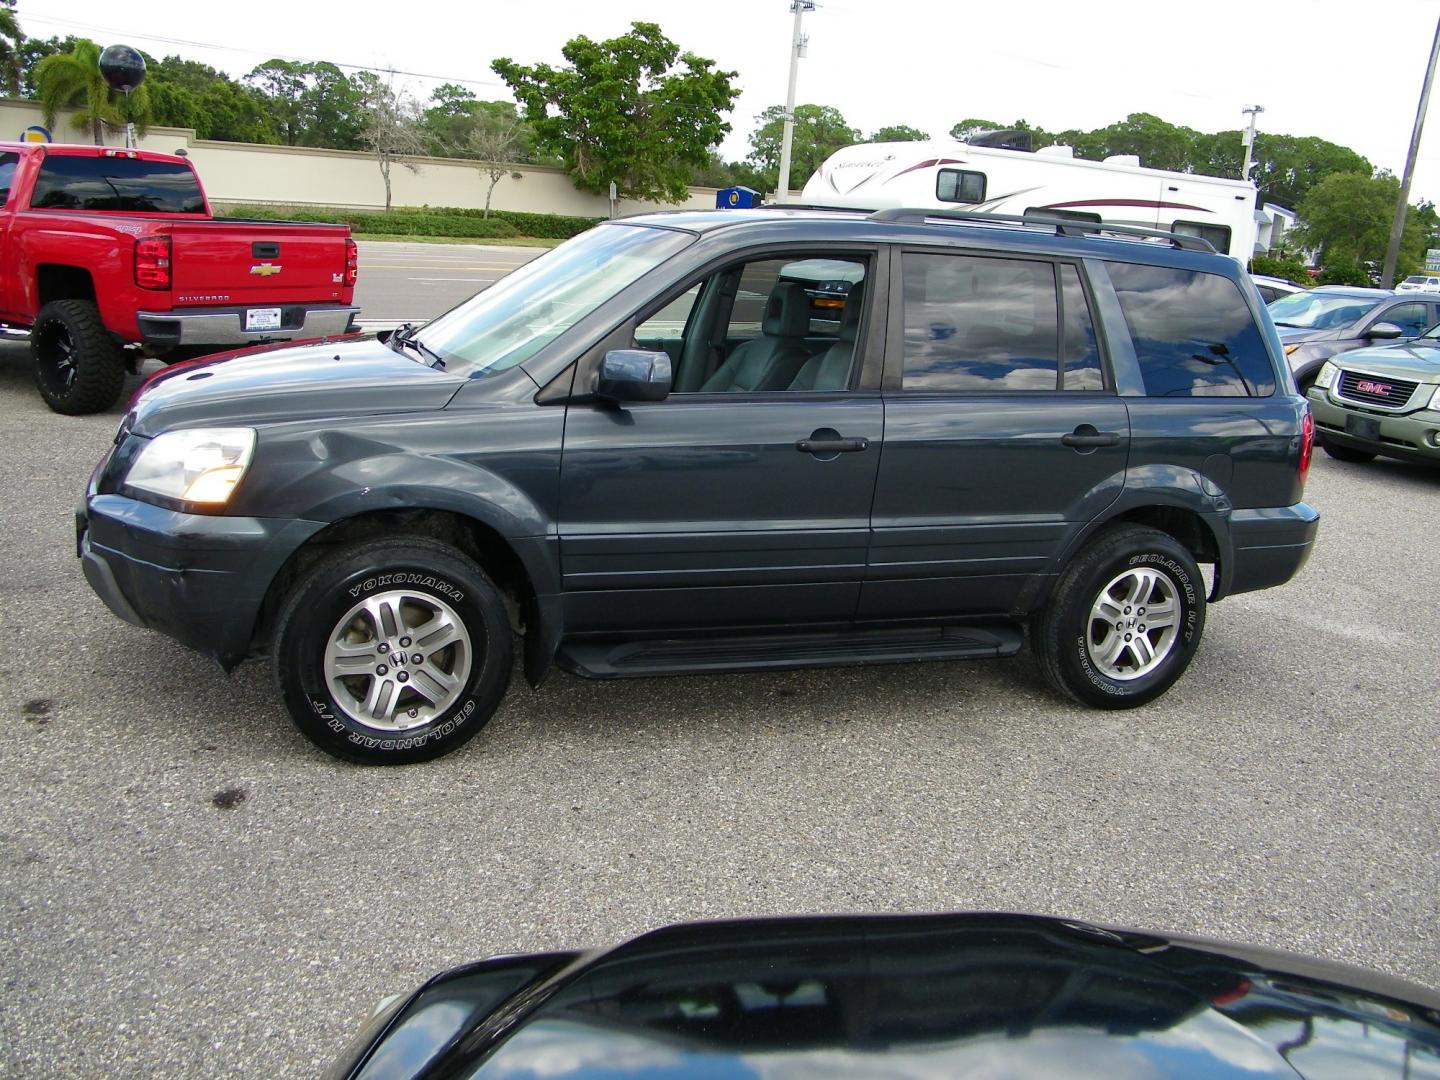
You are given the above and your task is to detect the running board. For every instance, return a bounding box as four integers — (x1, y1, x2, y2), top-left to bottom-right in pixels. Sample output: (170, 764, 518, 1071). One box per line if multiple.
(557, 623, 1023, 679)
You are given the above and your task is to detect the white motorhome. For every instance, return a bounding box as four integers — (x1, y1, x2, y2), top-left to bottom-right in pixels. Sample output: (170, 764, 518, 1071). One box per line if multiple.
(800, 133, 1259, 259)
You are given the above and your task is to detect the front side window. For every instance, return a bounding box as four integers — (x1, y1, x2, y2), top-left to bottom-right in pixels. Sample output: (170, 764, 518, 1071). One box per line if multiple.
(1107, 262, 1276, 397)
(936, 169, 986, 204)
(30, 154, 206, 213)
(1376, 302, 1431, 337)
(901, 253, 1059, 391)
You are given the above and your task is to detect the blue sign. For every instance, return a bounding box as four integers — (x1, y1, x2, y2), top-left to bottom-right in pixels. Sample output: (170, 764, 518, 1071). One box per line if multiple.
(20, 125, 51, 144)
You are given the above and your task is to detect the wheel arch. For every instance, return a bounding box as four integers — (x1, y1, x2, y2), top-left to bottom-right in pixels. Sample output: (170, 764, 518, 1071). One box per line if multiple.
(36, 263, 99, 308)
(252, 506, 561, 688)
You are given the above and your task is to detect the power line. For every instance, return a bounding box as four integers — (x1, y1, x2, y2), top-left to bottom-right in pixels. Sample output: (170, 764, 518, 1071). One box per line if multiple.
(14, 9, 511, 91)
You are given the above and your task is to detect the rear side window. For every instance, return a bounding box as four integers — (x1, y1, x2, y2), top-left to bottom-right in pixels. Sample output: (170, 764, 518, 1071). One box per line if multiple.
(1060, 265, 1104, 390)
(0, 152, 18, 207)
(901, 252, 1058, 391)
(1172, 220, 1232, 254)
(30, 155, 205, 213)
(1107, 262, 1275, 397)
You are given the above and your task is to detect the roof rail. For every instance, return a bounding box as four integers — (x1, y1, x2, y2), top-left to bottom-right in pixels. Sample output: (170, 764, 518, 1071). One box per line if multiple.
(751, 202, 873, 214)
(867, 207, 1217, 253)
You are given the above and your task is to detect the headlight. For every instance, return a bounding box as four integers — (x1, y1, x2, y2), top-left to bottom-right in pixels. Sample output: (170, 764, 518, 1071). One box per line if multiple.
(1429, 384, 1440, 411)
(125, 428, 256, 505)
(1315, 361, 1339, 390)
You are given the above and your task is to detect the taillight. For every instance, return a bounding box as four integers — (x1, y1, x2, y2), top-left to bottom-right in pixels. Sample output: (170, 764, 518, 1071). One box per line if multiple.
(344, 238, 358, 287)
(134, 236, 171, 289)
(1298, 408, 1315, 486)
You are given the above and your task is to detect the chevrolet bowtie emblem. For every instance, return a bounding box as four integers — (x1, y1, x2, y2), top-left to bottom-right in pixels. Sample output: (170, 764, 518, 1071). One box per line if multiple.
(250, 263, 282, 277)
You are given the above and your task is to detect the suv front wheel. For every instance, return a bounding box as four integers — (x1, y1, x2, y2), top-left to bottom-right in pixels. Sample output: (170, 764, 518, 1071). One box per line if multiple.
(1035, 525, 1206, 709)
(273, 537, 514, 764)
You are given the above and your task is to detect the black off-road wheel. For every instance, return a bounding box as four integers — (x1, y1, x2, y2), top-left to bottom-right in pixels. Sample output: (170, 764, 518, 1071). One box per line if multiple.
(1035, 525, 1206, 709)
(1322, 443, 1376, 464)
(273, 537, 514, 765)
(31, 300, 127, 415)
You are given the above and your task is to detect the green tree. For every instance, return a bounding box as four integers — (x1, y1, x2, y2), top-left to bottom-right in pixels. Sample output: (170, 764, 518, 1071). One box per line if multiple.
(746, 104, 859, 193)
(420, 85, 541, 163)
(870, 124, 929, 142)
(245, 59, 365, 149)
(949, 118, 1004, 141)
(354, 72, 427, 211)
(34, 38, 151, 145)
(1, 0, 23, 96)
(1295, 171, 1433, 277)
(18, 34, 80, 96)
(494, 21, 739, 203)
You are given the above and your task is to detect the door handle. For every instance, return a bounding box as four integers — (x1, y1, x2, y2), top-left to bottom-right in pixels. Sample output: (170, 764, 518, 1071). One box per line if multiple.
(796, 436, 869, 454)
(1061, 428, 1120, 448)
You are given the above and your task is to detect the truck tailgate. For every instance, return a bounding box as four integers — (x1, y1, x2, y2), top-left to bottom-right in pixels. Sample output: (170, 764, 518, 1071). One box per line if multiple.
(169, 221, 351, 305)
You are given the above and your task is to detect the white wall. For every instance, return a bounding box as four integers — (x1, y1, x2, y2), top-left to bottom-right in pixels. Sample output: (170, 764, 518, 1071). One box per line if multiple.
(1, 98, 721, 216)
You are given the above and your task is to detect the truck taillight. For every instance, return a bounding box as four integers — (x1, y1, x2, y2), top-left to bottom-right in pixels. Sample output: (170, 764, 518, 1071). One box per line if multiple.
(344, 239, 358, 287)
(134, 236, 172, 289)
(1298, 408, 1314, 486)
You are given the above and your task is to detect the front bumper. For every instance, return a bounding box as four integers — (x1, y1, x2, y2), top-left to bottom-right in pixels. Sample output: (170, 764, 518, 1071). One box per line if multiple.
(77, 493, 326, 668)
(1308, 386, 1440, 465)
(136, 304, 360, 347)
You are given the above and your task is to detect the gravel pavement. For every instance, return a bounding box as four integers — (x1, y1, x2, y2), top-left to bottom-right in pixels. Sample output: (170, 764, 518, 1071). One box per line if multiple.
(1, 252, 1437, 1077)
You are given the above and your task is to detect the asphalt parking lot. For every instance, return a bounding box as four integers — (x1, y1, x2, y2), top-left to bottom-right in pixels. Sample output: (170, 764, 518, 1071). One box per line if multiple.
(2, 242, 1438, 1078)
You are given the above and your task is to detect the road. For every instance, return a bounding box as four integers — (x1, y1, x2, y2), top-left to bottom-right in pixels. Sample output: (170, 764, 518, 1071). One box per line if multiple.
(351, 240, 540, 326)
(0, 242, 1437, 1078)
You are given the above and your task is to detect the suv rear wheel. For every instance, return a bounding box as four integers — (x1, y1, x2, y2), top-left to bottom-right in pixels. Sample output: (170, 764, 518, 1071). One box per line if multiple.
(273, 537, 513, 764)
(1036, 525, 1206, 708)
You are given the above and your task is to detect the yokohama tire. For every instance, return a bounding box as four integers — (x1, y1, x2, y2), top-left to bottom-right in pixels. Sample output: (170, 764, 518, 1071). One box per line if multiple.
(1036, 525, 1206, 709)
(273, 537, 513, 764)
(31, 300, 127, 415)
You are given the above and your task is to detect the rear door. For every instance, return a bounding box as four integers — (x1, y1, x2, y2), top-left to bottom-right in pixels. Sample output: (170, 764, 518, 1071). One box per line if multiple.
(169, 223, 350, 306)
(862, 249, 1129, 619)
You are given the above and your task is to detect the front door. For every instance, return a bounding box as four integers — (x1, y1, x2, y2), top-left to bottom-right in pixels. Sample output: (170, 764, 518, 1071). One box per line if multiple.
(862, 250, 1129, 619)
(559, 248, 885, 635)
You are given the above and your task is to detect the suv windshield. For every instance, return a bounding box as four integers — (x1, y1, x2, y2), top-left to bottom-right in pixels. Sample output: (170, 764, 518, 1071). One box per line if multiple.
(411, 224, 693, 377)
(1268, 292, 1381, 330)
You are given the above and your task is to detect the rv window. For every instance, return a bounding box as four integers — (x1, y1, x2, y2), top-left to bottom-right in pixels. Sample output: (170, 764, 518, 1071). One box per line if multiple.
(1172, 220, 1232, 254)
(900, 252, 1059, 391)
(1028, 207, 1102, 225)
(936, 169, 986, 204)
(1107, 262, 1275, 398)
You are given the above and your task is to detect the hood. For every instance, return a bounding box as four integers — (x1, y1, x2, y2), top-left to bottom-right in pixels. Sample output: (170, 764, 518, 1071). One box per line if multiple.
(328, 912, 1440, 1080)
(1328, 338, 1440, 379)
(129, 336, 467, 435)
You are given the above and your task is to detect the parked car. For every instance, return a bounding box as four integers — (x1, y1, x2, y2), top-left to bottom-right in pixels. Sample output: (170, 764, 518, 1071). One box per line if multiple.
(1396, 273, 1440, 293)
(77, 207, 1319, 764)
(1268, 286, 1440, 389)
(322, 911, 1440, 1080)
(1250, 273, 1306, 304)
(1306, 323, 1440, 466)
(0, 142, 359, 414)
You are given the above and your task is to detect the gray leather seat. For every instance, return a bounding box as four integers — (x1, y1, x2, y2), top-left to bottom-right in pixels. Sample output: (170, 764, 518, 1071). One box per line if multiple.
(789, 281, 865, 391)
(701, 282, 813, 393)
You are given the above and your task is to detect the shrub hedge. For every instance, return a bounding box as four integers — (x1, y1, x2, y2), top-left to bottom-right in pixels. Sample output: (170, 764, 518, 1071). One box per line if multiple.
(1249, 254, 1312, 287)
(218, 204, 601, 240)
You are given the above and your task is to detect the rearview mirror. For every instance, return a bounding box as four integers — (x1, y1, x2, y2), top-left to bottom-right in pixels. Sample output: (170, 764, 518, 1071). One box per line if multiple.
(1366, 321, 1404, 340)
(597, 349, 671, 402)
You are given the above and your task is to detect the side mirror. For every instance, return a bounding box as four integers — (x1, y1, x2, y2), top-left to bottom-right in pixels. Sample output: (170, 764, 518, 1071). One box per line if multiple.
(597, 349, 671, 402)
(1366, 321, 1404, 340)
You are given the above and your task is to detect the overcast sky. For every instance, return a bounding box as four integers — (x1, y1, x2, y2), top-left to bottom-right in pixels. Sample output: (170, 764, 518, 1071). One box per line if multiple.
(18, 0, 1440, 206)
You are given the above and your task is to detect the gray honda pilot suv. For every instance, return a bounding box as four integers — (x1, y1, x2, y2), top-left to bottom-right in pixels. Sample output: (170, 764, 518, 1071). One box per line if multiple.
(77, 207, 1320, 764)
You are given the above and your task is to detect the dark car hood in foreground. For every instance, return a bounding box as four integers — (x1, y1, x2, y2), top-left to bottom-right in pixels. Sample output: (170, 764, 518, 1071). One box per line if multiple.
(129, 337, 468, 436)
(328, 912, 1440, 1080)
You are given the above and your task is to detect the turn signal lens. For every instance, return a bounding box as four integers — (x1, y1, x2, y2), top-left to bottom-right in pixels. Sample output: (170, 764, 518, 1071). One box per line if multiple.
(183, 465, 247, 503)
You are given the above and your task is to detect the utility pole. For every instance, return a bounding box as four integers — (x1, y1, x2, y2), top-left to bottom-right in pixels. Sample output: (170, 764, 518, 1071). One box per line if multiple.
(1381, 15, 1440, 289)
(774, 0, 815, 205)
(1240, 104, 1264, 182)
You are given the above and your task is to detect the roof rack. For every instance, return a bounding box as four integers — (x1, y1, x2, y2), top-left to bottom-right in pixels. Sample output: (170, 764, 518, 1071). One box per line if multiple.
(867, 207, 1217, 253)
(751, 202, 873, 214)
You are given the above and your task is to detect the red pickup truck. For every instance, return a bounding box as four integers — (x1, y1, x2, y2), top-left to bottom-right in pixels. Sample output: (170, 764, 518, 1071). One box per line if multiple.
(0, 142, 359, 414)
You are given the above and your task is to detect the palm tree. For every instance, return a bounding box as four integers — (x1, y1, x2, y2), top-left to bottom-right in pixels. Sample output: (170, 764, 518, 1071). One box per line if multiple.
(34, 38, 151, 145)
(0, 1, 23, 96)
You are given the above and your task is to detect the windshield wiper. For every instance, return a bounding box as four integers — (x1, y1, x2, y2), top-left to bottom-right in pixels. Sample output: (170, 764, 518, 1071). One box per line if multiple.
(1273, 321, 1307, 328)
(390, 323, 446, 369)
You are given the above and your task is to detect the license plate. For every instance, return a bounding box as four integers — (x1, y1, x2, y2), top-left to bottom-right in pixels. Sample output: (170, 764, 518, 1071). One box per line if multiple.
(1344, 414, 1380, 441)
(245, 308, 282, 331)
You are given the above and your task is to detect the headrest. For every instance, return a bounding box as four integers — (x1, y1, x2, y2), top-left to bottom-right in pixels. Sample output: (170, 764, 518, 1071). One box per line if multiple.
(762, 282, 812, 338)
(838, 280, 866, 343)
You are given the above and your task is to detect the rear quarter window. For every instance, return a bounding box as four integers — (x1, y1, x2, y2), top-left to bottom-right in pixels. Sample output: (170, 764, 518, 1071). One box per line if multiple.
(1106, 262, 1276, 397)
(30, 155, 205, 214)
